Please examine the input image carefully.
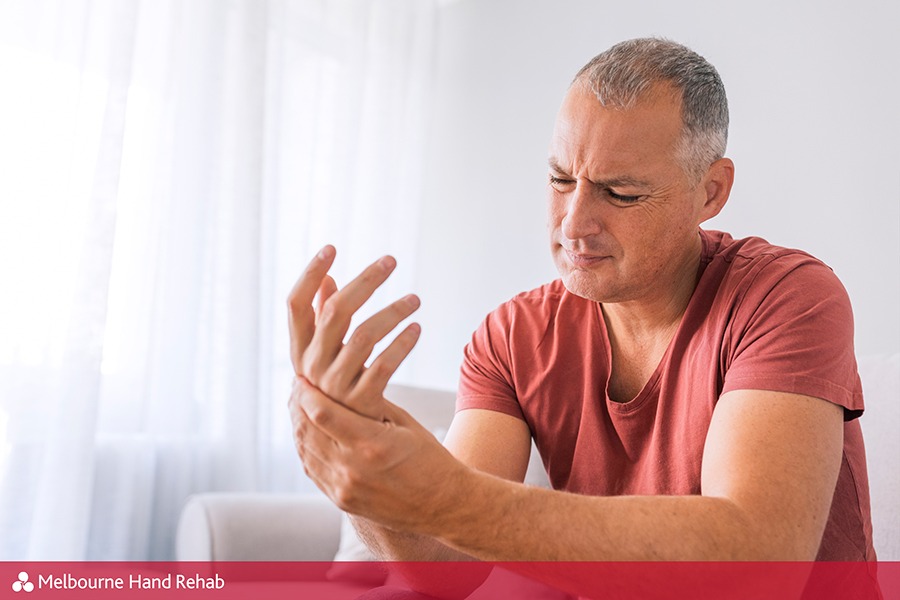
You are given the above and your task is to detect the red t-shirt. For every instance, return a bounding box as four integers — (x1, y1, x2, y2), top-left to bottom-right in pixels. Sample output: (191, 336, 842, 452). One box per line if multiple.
(457, 229, 875, 561)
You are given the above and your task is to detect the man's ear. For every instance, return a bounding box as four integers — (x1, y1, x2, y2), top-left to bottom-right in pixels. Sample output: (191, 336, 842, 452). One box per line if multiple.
(699, 158, 734, 222)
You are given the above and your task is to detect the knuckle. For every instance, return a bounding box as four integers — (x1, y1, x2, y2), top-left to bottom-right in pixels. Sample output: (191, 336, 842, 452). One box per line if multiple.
(343, 467, 361, 488)
(367, 360, 393, 381)
(287, 290, 305, 313)
(361, 265, 383, 284)
(291, 423, 307, 451)
(293, 433, 307, 459)
(317, 372, 343, 399)
(318, 296, 345, 322)
(390, 301, 413, 319)
(334, 477, 358, 510)
(300, 354, 315, 377)
(347, 327, 374, 351)
(295, 415, 308, 437)
(358, 441, 385, 464)
(333, 490, 353, 512)
(343, 389, 367, 410)
(288, 409, 305, 436)
(306, 404, 331, 428)
(301, 353, 326, 384)
(392, 335, 414, 355)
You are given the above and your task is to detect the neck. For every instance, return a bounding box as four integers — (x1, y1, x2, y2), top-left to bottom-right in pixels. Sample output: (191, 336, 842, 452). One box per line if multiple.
(601, 233, 703, 344)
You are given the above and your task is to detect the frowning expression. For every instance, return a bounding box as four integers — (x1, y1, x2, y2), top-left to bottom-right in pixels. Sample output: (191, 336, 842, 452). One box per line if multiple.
(548, 83, 712, 304)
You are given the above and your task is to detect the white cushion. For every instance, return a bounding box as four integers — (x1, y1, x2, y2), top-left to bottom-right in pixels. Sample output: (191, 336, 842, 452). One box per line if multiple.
(857, 353, 900, 560)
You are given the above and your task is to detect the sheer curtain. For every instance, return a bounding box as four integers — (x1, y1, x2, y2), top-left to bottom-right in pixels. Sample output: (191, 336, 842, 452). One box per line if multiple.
(0, 0, 436, 560)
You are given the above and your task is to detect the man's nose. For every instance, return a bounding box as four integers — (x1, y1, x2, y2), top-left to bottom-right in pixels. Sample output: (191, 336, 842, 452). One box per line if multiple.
(561, 182, 603, 240)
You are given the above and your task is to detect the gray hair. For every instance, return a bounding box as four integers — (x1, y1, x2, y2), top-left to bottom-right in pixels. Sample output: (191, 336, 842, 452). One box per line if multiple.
(573, 38, 729, 184)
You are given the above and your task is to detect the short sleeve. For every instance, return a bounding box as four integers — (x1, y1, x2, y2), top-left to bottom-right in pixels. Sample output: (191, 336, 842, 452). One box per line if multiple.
(721, 256, 864, 420)
(456, 304, 526, 421)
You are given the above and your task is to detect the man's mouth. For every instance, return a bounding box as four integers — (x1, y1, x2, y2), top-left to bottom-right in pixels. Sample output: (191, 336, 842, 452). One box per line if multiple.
(564, 249, 611, 267)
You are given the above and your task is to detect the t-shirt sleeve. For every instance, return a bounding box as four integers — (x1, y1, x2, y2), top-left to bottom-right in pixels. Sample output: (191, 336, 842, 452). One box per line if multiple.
(456, 303, 526, 421)
(721, 256, 864, 420)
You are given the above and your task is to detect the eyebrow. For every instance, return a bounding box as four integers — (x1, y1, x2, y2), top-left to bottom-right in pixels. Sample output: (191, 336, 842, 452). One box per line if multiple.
(547, 157, 651, 189)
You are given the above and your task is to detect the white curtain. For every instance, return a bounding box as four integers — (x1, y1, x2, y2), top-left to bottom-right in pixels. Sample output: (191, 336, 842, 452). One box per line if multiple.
(0, 0, 436, 560)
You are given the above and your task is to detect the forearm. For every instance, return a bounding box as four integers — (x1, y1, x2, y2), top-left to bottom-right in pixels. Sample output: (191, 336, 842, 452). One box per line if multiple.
(399, 470, 822, 599)
(425, 469, 779, 562)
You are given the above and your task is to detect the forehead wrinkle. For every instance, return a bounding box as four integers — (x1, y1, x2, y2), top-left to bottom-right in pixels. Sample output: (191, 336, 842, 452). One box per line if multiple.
(592, 175, 652, 189)
(548, 156, 652, 189)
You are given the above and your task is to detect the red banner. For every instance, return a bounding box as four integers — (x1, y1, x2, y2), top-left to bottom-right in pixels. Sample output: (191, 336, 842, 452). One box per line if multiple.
(1, 561, 896, 599)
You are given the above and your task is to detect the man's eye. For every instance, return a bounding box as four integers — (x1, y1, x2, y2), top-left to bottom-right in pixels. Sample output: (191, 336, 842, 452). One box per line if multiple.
(549, 175, 573, 186)
(608, 191, 642, 204)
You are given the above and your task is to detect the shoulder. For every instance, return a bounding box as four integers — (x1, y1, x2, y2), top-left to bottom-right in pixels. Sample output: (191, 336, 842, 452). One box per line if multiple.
(702, 229, 829, 270)
(482, 279, 594, 333)
(458, 281, 575, 414)
(700, 229, 849, 307)
(464, 278, 598, 366)
(701, 231, 862, 416)
(504, 279, 569, 309)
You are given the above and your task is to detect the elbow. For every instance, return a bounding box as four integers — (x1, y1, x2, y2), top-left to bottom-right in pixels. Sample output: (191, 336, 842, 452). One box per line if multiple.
(727, 516, 824, 562)
(705, 498, 823, 561)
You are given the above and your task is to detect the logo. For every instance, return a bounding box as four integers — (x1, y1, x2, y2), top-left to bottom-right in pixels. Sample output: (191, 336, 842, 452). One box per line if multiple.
(11, 572, 34, 593)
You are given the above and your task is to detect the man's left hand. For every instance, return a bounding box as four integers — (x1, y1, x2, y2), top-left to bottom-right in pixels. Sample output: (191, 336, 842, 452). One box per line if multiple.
(286, 245, 421, 419)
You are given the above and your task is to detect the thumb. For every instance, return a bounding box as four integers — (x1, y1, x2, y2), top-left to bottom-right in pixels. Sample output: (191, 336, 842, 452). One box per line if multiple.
(380, 397, 422, 431)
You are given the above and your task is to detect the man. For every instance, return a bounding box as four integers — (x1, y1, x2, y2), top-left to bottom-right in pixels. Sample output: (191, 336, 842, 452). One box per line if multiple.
(287, 38, 874, 596)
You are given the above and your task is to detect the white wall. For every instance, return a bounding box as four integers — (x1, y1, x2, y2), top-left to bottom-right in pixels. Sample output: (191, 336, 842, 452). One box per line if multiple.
(402, 0, 900, 390)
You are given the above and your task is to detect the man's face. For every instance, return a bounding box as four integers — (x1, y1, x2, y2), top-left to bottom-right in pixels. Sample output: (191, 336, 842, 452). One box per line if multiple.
(547, 84, 709, 304)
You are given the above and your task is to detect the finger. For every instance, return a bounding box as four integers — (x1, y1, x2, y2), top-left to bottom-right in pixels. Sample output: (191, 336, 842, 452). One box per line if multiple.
(296, 439, 340, 499)
(322, 294, 420, 394)
(312, 255, 398, 355)
(346, 323, 422, 416)
(288, 246, 337, 374)
(295, 405, 339, 465)
(379, 397, 418, 429)
(289, 380, 352, 496)
(315, 275, 338, 322)
(296, 377, 385, 444)
(289, 379, 337, 459)
(298, 447, 363, 515)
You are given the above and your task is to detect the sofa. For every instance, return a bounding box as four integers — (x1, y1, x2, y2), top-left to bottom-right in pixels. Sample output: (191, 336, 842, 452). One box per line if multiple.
(175, 354, 899, 594)
(176, 384, 566, 598)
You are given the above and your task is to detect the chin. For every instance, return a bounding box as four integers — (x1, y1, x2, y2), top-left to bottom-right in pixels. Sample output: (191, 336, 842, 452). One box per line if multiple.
(560, 271, 612, 303)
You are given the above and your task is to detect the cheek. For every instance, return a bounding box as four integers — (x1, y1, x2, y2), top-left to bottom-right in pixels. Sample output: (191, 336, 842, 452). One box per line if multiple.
(547, 197, 564, 232)
(637, 218, 692, 267)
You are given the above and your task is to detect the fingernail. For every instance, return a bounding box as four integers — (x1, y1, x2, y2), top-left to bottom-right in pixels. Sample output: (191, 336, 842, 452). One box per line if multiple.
(378, 255, 397, 271)
(317, 245, 334, 260)
(404, 294, 420, 308)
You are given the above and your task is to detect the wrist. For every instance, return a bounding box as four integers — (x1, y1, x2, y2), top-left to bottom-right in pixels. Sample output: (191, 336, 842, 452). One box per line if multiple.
(421, 462, 514, 556)
(414, 458, 478, 539)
